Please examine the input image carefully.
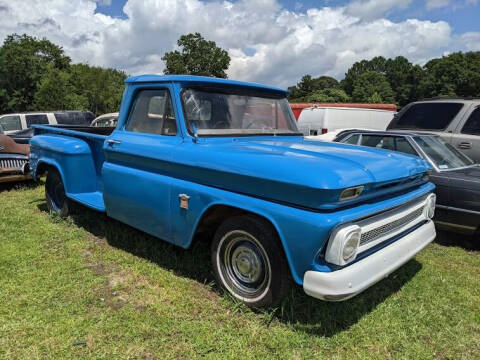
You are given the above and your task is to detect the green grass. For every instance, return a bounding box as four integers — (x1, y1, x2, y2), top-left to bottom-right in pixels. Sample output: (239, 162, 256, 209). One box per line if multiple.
(0, 181, 479, 359)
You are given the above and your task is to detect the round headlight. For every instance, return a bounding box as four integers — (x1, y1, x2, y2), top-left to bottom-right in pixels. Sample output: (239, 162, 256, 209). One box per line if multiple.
(325, 225, 361, 266)
(342, 231, 361, 261)
(424, 193, 436, 219)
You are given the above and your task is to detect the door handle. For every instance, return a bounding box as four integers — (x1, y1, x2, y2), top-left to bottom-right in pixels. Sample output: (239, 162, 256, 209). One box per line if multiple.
(458, 142, 472, 149)
(107, 139, 122, 146)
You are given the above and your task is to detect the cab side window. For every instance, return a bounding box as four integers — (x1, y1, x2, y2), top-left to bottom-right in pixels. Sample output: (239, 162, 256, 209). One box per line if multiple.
(126, 89, 177, 135)
(344, 134, 360, 145)
(0, 115, 22, 131)
(361, 135, 386, 148)
(461, 107, 480, 135)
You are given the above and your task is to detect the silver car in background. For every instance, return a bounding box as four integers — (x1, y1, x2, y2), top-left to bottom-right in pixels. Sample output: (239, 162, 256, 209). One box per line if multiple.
(388, 98, 480, 162)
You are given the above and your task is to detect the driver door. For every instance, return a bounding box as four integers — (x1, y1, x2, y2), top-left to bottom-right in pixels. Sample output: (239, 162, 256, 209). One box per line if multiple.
(102, 87, 182, 242)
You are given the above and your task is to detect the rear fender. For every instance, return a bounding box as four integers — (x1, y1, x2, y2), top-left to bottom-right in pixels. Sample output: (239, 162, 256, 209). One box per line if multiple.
(30, 135, 98, 194)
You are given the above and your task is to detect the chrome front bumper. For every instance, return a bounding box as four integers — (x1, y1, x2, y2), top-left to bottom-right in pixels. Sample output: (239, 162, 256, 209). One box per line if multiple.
(0, 174, 31, 183)
(303, 220, 436, 301)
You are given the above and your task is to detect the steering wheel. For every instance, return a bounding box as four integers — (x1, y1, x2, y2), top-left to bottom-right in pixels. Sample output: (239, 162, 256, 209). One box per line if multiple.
(213, 120, 230, 129)
(245, 119, 273, 129)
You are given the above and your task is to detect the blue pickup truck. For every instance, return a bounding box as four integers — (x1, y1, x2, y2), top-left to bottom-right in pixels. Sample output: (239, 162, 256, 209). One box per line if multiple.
(30, 75, 436, 307)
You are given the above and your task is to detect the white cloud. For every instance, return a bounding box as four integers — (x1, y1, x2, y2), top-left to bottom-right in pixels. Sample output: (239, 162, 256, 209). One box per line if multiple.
(95, 0, 112, 5)
(0, 0, 464, 88)
(426, 0, 480, 9)
(427, 0, 450, 10)
(346, 0, 412, 21)
(426, 0, 450, 9)
(460, 32, 480, 51)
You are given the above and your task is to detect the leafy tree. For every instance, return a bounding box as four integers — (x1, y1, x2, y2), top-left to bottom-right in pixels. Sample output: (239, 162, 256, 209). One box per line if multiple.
(352, 71, 395, 103)
(288, 75, 339, 100)
(303, 88, 350, 103)
(314, 76, 340, 90)
(341, 55, 429, 105)
(422, 52, 480, 98)
(368, 92, 383, 104)
(33, 65, 88, 110)
(162, 33, 230, 78)
(384, 56, 425, 106)
(69, 64, 127, 115)
(341, 56, 387, 95)
(0, 34, 70, 112)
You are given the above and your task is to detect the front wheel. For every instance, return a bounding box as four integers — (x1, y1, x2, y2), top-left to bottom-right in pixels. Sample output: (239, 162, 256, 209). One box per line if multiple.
(45, 168, 71, 217)
(211, 215, 292, 308)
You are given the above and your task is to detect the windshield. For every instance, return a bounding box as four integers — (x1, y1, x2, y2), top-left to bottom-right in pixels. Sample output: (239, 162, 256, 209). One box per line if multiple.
(413, 136, 475, 170)
(181, 88, 300, 136)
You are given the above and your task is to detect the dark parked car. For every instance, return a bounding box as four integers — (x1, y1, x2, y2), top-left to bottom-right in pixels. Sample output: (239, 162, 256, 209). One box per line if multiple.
(335, 130, 480, 237)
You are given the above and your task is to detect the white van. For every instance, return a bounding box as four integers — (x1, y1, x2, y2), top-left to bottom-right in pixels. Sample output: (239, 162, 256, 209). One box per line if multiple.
(0, 111, 95, 134)
(297, 107, 395, 138)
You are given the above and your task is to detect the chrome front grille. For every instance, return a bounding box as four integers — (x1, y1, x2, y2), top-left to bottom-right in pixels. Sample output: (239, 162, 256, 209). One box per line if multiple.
(360, 206, 424, 246)
(0, 158, 28, 173)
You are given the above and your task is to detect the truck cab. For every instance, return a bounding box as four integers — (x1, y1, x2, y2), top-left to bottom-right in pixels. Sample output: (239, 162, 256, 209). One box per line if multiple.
(30, 75, 436, 307)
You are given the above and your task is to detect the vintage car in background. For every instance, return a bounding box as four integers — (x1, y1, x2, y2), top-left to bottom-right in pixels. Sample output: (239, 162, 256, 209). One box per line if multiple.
(0, 134, 30, 183)
(30, 75, 436, 307)
(335, 130, 480, 237)
(91, 112, 118, 127)
(0, 111, 95, 135)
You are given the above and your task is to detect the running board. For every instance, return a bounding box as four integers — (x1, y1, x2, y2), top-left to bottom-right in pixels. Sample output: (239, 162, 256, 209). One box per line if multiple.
(68, 191, 105, 212)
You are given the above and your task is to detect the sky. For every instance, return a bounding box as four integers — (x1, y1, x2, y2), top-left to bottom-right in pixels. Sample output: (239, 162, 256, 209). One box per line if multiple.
(0, 0, 479, 88)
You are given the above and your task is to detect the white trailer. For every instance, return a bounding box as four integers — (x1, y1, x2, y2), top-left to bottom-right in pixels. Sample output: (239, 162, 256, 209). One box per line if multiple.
(298, 106, 395, 141)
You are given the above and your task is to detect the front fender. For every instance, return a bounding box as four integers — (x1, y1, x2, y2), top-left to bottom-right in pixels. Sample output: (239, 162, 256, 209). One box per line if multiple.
(169, 177, 332, 285)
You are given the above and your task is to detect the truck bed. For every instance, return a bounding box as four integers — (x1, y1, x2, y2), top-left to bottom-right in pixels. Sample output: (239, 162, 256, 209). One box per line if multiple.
(31, 125, 113, 211)
(33, 124, 115, 138)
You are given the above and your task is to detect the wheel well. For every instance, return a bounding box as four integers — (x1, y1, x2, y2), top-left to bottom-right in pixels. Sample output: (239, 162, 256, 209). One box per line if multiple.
(193, 205, 279, 244)
(36, 161, 52, 177)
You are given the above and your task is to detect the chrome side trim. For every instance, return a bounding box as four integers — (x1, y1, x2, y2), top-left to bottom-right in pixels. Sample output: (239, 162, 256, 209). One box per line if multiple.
(435, 220, 476, 231)
(436, 204, 480, 216)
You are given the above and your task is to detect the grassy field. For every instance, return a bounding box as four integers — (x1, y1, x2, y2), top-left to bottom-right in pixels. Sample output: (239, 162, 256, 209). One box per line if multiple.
(1, 181, 479, 359)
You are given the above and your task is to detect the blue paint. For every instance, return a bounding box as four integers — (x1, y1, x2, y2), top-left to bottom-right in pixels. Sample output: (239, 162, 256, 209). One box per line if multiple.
(30, 75, 433, 285)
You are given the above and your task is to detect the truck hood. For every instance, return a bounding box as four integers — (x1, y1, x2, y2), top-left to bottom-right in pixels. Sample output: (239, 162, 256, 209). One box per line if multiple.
(171, 137, 431, 210)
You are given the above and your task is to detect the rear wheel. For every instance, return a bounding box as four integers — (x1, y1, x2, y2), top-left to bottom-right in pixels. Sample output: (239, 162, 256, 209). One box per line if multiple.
(45, 168, 71, 217)
(211, 215, 292, 308)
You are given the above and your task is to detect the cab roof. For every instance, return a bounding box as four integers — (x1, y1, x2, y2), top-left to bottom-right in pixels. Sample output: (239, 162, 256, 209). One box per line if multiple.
(338, 129, 439, 137)
(125, 74, 288, 95)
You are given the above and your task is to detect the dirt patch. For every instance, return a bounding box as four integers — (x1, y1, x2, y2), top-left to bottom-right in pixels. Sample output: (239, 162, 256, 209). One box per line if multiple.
(86, 263, 111, 276)
(86, 233, 109, 248)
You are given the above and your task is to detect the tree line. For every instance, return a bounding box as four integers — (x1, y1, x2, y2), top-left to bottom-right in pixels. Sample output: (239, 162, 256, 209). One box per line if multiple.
(288, 52, 480, 106)
(0, 34, 127, 115)
(2, 32, 479, 115)
(0, 32, 230, 116)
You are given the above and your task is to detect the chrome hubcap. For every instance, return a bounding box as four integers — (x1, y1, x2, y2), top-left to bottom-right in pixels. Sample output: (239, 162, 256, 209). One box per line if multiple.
(231, 245, 262, 283)
(220, 231, 270, 299)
